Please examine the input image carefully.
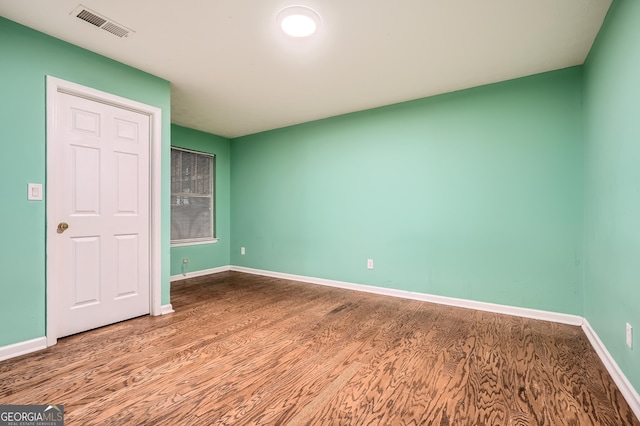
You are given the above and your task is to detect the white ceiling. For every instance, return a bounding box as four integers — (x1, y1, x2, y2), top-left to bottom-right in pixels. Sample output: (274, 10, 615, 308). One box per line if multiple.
(1, 0, 612, 138)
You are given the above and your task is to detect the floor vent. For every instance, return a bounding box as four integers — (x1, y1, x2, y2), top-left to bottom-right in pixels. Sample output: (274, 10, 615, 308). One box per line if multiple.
(71, 5, 134, 38)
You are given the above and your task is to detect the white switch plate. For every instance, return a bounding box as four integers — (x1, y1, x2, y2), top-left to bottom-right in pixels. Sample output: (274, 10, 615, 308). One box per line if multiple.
(367, 259, 374, 269)
(241, 247, 246, 255)
(626, 323, 633, 349)
(28, 183, 42, 201)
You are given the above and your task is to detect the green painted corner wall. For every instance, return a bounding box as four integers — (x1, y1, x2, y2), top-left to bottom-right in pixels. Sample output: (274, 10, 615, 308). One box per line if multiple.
(583, 0, 640, 393)
(0, 17, 171, 347)
(170, 125, 231, 276)
(3, 2, 637, 399)
(231, 67, 584, 315)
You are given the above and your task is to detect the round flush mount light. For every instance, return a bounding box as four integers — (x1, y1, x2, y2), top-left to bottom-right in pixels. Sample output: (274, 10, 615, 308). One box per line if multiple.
(276, 5, 321, 38)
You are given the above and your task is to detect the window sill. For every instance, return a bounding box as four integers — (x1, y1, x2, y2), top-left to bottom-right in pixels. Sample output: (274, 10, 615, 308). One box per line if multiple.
(171, 238, 219, 248)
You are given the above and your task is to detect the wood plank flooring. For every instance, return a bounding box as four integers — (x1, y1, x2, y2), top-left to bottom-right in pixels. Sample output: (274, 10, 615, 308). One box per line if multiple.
(1, 271, 638, 425)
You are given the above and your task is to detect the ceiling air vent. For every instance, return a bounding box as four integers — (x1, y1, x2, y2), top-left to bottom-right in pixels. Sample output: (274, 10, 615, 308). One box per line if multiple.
(71, 5, 134, 38)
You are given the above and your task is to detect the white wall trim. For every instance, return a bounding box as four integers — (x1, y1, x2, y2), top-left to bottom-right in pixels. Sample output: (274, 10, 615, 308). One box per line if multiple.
(230, 266, 584, 326)
(171, 238, 219, 248)
(171, 266, 232, 282)
(582, 319, 640, 420)
(46, 76, 163, 347)
(160, 304, 175, 315)
(0, 338, 47, 362)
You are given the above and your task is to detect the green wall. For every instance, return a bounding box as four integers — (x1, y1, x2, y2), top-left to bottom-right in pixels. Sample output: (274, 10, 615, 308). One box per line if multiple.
(0, 17, 171, 347)
(170, 125, 231, 276)
(231, 67, 584, 315)
(3, 4, 637, 399)
(583, 0, 640, 392)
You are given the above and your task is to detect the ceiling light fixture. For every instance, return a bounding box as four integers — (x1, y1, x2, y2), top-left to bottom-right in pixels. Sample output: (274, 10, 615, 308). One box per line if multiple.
(276, 5, 321, 38)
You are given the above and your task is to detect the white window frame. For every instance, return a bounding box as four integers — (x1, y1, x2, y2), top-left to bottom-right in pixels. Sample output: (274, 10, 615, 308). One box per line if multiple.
(170, 147, 216, 246)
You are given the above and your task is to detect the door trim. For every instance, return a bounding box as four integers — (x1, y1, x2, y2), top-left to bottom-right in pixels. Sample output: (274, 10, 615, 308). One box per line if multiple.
(46, 76, 163, 347)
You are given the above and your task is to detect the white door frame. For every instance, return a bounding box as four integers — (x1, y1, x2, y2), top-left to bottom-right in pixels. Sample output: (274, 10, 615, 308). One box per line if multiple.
(46, 76, 163, 347)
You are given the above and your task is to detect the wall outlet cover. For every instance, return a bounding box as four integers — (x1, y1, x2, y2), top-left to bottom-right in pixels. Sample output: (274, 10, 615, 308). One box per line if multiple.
(28, 183, 43, 201)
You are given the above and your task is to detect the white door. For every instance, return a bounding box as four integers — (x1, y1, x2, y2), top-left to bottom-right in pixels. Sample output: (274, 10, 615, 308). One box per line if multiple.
(51, 92, 150, 338)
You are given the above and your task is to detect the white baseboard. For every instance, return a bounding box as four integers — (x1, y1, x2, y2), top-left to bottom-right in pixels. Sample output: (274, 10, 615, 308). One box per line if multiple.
(582, 319, 640, 420)
(160, 304, 175, 315)
(0, 337, 47, 362)
(230, 266, 583, 326)
(170, 265, 231, 282)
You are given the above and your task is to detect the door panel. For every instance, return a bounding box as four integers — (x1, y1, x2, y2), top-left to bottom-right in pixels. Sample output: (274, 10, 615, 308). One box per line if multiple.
(53, 92, 150, 338)
(115, 152, 139, 214)
(115, 234, 139, 298)
(72, 146, 101, 214)
(71, 236, 101, 306)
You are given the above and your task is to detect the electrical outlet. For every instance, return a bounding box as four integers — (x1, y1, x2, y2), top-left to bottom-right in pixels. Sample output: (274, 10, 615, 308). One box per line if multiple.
(626, 323, 633, 349)
(181, 258, 188, 277)
(367, 259, 374, 269)
(241, 247, 246, 255)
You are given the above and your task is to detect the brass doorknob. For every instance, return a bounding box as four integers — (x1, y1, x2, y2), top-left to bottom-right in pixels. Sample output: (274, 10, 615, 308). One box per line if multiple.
(57, 222, 69, 233)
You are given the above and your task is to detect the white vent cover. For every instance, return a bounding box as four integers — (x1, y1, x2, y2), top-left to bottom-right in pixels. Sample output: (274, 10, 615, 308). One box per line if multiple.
(71, 5, 134, 38)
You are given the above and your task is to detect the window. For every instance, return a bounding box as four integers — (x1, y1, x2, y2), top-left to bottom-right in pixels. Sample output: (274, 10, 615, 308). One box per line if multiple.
(171, 148, 215, 244)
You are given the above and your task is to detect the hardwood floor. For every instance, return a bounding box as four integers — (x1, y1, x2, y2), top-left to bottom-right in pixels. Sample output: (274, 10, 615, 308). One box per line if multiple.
(1, 271, 638, 425)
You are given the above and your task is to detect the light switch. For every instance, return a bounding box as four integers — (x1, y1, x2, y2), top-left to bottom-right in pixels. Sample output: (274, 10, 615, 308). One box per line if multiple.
(28, 183, 43, 201)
